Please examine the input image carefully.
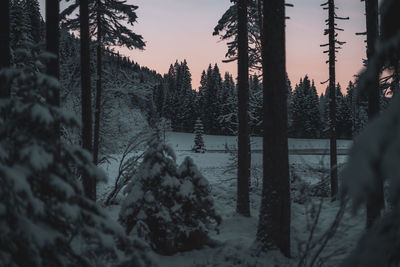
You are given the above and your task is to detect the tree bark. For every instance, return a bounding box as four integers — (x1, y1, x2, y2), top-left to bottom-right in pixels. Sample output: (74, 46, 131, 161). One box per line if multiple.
(257, 0, 290, 257)
(46, 0, 60, 98)
(237, 0, 251, 217)
(80, 0, 96, 200)
(365, 0, 384, 229)
(93, 0, 102, 165)
(328, 0, 338, 200)
(46, 0, 60, 147)
(0, 0, 10, 98)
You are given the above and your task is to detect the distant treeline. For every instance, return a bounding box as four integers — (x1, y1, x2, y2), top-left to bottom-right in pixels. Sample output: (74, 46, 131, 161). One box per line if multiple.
(153, 61, 391, 139)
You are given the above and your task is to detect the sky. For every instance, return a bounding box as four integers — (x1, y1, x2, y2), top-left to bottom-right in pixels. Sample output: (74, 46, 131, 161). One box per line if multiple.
(39, 0, 367, 94)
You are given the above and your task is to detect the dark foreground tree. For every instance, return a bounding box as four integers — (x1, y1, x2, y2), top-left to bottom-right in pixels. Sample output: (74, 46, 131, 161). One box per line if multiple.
(0, 45, 152, 266)
(257, 0, 290, 257)
(0, 0, 10, 98)
(321, 0, 348, 200)
(80, 0, 95, 200)
(46, 0, 60, 146)
(341, 1, 400, 265)
(236, 0, 251, 217)
(364, 0, 385, 229)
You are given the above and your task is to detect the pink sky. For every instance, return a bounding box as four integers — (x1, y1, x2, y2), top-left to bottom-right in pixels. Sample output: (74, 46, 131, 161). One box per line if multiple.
(121, 0, 366, 94)
(41, 0, 367, 94)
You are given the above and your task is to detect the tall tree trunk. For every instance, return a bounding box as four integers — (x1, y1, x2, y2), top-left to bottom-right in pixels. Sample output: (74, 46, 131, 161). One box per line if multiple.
(46, 0, 60, 144)
(237, 0, 250, 217)
(365, 0, 384, 229)
(328, 0, 338, 200)
(257, 0, 290, 257)
(80, 0, 96, 200)
(0, 0, 10, 98)
(93, 0, 102, 165)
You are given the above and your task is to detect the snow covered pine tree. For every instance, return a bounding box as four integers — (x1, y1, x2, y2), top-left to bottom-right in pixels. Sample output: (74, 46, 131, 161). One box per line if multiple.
(193, 117, 206, 153)
(0, 45, 152, 267)
(119, 137, 221, 255)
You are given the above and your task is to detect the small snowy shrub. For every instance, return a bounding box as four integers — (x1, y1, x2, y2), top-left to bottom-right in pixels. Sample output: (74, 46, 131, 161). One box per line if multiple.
(119, 137, 221, 255)
(193, 118, 205, 153)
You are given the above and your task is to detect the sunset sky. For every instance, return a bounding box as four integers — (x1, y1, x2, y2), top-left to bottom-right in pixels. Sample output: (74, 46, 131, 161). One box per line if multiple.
(40, 0, 367, 94)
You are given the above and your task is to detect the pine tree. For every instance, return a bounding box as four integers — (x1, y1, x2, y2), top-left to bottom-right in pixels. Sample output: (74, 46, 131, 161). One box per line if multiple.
(237, 0, 251, 217)
(162, 60, 195, 132)
(363, 0, 385, 229)
(198, 64, 224, 134)
(340, 1, 400, 264)
(257, 0, 290, 257)
(0, 46, 151, 266)
(0, 0, 10, 98)
(214, 0, 263, 72)
(218, 72, 238, 135)
(25, 0, 42, 44)
(249, 75, 263, 135)
(80, 0, 95, 200)
(290, 76, 321, 138)
(120, 137, 220, 254)
(62, 0, 145, 165)
(320, 0, 348, 200)
(336, 84, 352, 139)
(45, 0, 60, 149)
(193, 118, 205, 153)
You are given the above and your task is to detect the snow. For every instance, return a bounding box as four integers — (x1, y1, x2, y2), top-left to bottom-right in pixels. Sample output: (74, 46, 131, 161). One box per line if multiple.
(164, 131, 353, 151)
(99, 132, 363, 266)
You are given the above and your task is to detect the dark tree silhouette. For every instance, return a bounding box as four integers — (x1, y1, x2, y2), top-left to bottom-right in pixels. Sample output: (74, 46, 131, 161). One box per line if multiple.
(0, 0, 10, 98)
(46, 0, 60, 147)
(363, 0, 385, 229)
(320, 0, 348, 200)
(62, 0, 145, 165)
(80, 0, 95, 200)
(237, 0, 251, 217)
(257, 0, 290, 257)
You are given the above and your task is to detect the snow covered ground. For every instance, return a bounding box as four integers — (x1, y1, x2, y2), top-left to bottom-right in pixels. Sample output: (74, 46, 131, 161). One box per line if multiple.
(99, 132, 363, 266)
(164, 132, 353, 151)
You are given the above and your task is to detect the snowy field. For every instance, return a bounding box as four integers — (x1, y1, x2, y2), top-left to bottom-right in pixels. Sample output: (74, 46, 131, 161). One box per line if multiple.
(99, 132, 363, 267)
(164, 132, 353, 151)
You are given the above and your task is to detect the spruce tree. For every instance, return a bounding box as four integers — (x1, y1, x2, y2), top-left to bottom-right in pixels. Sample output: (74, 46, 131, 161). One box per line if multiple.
(0, 45, 151, 267)
(320, 0, 348, 200)
(193, 118, 205, 153)
(120, 137, 220, 254)
(363, 0, 385, 229)
(237, 0, 251, 217)
(62, 0, 145, 165)
(25, 0, 42, 44)
(0, 0, 10, 98)
(218, 72, 238, 135)
(257, 0, 290, 257)
(79, 0, 95, 200)
(46, 0, 60, 149)
(290, 76, 321, 138)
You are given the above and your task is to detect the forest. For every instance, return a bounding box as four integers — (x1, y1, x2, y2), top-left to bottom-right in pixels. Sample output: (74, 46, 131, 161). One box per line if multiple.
(0, 0, 400, 266)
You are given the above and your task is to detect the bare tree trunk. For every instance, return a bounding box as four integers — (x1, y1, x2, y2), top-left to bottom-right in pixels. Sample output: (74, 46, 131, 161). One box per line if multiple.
(328, 0, 338, 200)
(93, 0, 102, 165)
(46, 0, 60, 147)
(257, 0, 290, 257)
(365, 0, 384, 229)
(0, 0, 10, 98)
(80, 0, 96, 200)
(237, 0, 251, 217)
